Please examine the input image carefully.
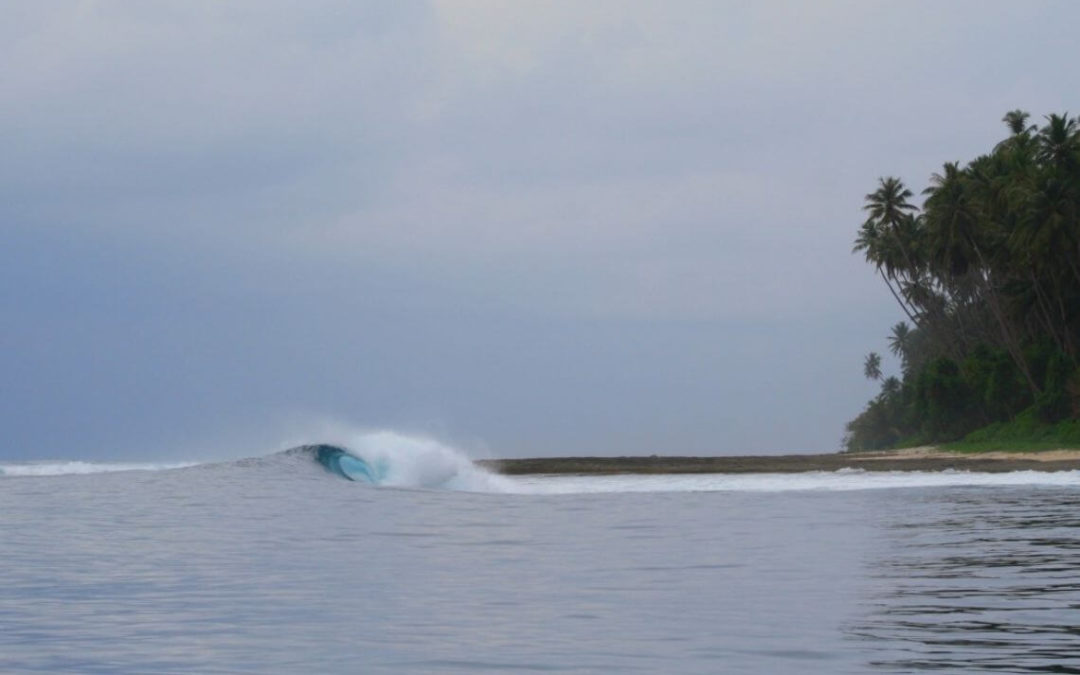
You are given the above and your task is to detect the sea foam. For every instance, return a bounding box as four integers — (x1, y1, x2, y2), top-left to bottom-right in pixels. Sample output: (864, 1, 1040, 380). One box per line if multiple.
(507, 468, 1080, 494)
(0, 461, 199, 477)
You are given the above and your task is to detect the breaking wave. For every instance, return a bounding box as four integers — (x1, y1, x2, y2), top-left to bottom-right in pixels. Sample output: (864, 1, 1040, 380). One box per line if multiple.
(4, 430, 1080, 495)
(301, 431, 514, 492)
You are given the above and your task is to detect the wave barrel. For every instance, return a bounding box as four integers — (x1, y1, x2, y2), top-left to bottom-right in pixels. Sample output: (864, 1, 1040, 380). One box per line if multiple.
(313, 445, 384, 484)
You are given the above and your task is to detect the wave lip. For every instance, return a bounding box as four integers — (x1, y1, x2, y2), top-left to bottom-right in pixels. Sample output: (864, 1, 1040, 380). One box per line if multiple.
(0, 461, 199, 477)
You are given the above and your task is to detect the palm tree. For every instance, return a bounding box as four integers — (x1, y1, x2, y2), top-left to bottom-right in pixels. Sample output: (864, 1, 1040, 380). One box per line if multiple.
(1035, 113, 1079, 171)
(887, 322, 911, 362)
(1016, 172, 1080, 287)
(858, 177, 926, 327)
(1002, 109, 1034, 137)
(922, 162, 981, 278)
(863, 352, 882, 381)
(1012, 170, 1080, 361)
(864, 177, 918, 230)
(922, 158, 1042, 394)
(854, 219, 922, 327)
(881, 376, 902, 398)
(864, 177, 922, 277)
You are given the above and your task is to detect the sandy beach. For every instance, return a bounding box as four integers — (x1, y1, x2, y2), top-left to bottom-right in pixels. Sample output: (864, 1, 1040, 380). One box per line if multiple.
(479, 448, 1080, 475)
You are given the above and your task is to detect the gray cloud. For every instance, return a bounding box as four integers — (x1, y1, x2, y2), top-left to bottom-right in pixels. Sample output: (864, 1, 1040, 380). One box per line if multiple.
(3, 1, 1078, 459)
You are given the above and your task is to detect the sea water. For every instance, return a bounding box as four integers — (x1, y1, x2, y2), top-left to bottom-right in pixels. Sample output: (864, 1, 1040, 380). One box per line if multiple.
(2, 435, 1079, 673)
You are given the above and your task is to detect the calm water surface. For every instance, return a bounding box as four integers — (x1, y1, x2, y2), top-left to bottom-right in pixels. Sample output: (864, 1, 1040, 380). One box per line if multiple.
(2, 451, 1079, 673)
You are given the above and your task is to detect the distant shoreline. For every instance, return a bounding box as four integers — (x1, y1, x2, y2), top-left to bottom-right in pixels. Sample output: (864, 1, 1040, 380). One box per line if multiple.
(478, 448, 1080, 475)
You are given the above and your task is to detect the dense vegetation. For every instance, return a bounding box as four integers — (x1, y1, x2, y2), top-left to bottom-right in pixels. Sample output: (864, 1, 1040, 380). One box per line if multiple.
(844, 110, 1080, 451)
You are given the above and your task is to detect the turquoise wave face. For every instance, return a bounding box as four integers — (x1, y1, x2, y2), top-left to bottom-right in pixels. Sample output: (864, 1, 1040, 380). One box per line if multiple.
(314, 445, 386, 484)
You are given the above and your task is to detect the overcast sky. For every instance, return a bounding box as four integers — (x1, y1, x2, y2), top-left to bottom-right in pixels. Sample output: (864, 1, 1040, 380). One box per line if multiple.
(4, 1, 1079, 460)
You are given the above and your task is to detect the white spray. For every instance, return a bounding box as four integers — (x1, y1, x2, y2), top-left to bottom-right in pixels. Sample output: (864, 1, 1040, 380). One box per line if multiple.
(328, 429, 516, 492)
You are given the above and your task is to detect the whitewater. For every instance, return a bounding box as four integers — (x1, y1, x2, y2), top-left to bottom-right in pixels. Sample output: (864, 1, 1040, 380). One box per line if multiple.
(4, 431, 1080, 493)
(3, 432, 1079, 673)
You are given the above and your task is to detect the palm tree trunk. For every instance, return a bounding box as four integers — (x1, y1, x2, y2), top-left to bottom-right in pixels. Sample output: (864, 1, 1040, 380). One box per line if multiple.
(1067, 246, 1080, 290)
(971, 243, 1042, 396)
(880, 269, 921, 328)
(1031, 270, 1067, 353)
(1052, 277, 1079, 364)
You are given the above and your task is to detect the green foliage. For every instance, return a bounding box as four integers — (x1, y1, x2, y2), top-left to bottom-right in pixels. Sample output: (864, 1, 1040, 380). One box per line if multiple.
(914, 358, 976, 440)
(979, 350, 1029, 420)
(846, 109, 1080, 450)
(948, 409, 1080, 452)
(1036, 351, 1076, 422)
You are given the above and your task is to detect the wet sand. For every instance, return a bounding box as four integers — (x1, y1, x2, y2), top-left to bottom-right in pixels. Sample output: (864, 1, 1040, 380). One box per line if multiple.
(478, 448, 1080, 475)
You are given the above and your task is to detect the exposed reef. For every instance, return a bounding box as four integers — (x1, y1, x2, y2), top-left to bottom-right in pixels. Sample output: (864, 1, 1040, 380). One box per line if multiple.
(478, 449, 1080, 475)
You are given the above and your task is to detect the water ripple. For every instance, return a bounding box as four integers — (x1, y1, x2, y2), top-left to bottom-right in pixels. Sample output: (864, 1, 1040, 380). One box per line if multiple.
(853, 489, 1080, 672)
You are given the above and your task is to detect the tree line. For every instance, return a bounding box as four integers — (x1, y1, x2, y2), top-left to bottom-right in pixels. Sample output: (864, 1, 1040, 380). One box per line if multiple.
(845, 110, 1080, 450)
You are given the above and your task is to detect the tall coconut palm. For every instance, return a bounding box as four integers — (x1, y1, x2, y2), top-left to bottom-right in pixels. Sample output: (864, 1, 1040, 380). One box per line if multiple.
(1035, 113, 1079, 171)
(922, 162, 982, 278)
(859, 177, 926, 326)
(922, 159, 1041, 393)
(864, 177, 918, 230)
(887, 322, 911, 362)
(864, 177, 923, 275)
(1013, 171, 1080, 362)
(853, 219, 922, 327)
(881, 376, 902, 398)
(863, 352, 883, 381)
(1002, 109, 1034, 137)
(1016, 173, 1080, 287)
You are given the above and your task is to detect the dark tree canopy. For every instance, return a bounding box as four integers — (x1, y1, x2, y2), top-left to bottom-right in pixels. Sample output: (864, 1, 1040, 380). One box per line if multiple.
(845, 110, 1080, 451)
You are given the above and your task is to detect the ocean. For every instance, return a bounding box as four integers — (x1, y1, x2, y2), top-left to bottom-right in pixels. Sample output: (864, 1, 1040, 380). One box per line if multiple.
(2, 434, 1079, 673)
